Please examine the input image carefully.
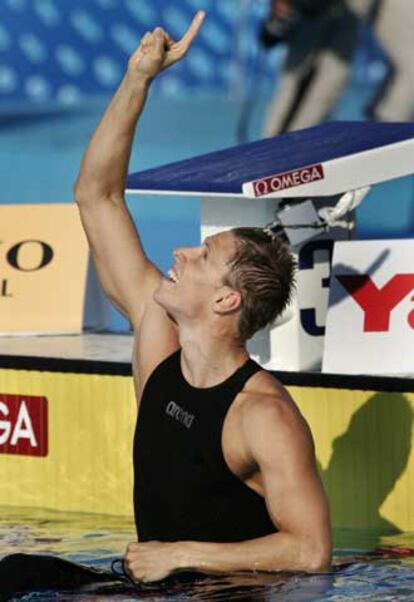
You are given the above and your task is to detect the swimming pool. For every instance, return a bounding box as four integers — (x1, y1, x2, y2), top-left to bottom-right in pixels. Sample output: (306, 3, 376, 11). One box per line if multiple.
(1, 506, 414, 601)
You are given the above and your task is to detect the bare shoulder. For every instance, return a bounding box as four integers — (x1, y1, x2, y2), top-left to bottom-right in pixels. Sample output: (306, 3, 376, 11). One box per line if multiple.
(238, 370, 315, 458)
(241, 369, 304, 423)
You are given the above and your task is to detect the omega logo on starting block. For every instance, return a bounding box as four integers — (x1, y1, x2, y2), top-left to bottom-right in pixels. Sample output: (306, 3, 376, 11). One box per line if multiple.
(252, 164, 324, 197)
(0, 394, 48, 457)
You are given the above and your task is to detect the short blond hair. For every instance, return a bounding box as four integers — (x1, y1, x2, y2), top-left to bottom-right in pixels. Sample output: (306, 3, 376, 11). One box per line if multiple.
(224, 228, 296, 341)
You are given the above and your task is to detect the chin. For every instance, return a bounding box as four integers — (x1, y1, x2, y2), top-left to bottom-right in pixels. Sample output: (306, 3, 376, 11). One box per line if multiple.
(153, 285, 165, 307)
(154, 285, 175, 314)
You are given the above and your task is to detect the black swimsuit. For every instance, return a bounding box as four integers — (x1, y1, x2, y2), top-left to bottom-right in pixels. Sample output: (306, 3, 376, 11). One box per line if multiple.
(133, 350, 276, 542)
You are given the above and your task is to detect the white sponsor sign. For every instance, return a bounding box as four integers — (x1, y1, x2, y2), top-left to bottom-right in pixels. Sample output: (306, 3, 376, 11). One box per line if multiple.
(323, 240, 414, 375)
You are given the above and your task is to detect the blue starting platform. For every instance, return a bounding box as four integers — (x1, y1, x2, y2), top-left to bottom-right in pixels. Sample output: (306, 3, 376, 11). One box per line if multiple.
(127, 121, 414, 199)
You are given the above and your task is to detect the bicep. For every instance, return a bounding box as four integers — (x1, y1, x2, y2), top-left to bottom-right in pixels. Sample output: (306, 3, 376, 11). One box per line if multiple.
(78, 197, 160, 326)
(263, 449, 329, 540)
(248, 403, 331, 541)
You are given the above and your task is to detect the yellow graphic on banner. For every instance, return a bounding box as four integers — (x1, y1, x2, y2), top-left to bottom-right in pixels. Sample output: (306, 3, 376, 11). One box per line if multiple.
(0, 204, 88, 333)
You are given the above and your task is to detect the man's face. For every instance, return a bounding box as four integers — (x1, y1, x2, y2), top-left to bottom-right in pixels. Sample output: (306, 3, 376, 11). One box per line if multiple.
(154, 230, 238, 321)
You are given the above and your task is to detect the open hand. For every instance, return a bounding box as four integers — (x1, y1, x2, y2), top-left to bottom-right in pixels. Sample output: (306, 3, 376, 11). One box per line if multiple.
(128, 11, 205, 82)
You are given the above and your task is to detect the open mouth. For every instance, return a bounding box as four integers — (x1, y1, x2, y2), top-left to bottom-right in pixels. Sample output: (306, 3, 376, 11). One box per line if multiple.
(167, 268, 179, 283)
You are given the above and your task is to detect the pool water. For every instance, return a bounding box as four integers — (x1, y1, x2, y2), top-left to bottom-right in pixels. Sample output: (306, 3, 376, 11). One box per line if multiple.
(1, 507, 414, 601)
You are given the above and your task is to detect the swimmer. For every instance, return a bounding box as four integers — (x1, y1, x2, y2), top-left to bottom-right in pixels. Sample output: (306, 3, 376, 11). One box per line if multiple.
(74, 11, 331, 583)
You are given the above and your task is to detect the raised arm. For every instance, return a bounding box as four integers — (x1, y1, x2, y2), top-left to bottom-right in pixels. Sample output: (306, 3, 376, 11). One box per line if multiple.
(74, 12, 205, 327)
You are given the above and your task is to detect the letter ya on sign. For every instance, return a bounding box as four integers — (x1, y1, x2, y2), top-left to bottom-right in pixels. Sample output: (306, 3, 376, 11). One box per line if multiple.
(337, 273, 414, 332)
(0, 395, 48, 457)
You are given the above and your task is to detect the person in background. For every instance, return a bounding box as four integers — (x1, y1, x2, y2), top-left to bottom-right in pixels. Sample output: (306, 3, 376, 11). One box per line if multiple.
(75, 11, 331, 583)
(261, 0, 414, 136)
(365, 0, 414, 122)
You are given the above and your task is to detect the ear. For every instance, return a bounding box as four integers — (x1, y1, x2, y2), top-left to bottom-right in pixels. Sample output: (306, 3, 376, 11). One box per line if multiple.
(213, 287, 242, 315)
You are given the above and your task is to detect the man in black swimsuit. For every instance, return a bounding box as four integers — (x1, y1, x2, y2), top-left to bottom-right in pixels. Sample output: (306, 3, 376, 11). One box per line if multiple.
(75, 11, 331, 583)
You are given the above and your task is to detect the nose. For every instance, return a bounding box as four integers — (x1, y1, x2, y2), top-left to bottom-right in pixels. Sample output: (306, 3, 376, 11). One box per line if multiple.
(173, 245, 201, 262)
(173, 247, 186, 262)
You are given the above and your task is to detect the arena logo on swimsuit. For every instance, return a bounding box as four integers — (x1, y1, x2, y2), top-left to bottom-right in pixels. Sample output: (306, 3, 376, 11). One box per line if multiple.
(0, 394, 48, 457)
(165, 401, 195, 429)
(252, 164, 324, 197)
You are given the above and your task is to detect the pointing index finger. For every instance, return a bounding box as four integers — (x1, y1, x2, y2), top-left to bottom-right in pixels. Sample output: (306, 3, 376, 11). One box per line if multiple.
(179, 10, 206, 50)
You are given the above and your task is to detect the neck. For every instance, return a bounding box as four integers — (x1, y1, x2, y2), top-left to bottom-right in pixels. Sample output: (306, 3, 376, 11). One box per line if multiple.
(178, 323, 248, 388)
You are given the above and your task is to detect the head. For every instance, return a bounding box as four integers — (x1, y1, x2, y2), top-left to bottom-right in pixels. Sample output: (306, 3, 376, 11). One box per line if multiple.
(154, 227, 296, 342)
(224, 227, 296, 341)
(154, 230, 240, 326)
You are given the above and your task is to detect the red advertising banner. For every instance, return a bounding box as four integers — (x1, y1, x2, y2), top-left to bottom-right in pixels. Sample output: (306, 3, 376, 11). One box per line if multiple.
(0, 394, 48, 457)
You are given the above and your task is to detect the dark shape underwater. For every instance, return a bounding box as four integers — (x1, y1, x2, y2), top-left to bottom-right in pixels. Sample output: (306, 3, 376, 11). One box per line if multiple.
(0, 553, 116, 600)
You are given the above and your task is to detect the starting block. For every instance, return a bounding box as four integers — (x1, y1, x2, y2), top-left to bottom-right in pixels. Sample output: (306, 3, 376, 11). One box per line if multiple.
(127, 121, 414, 371)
